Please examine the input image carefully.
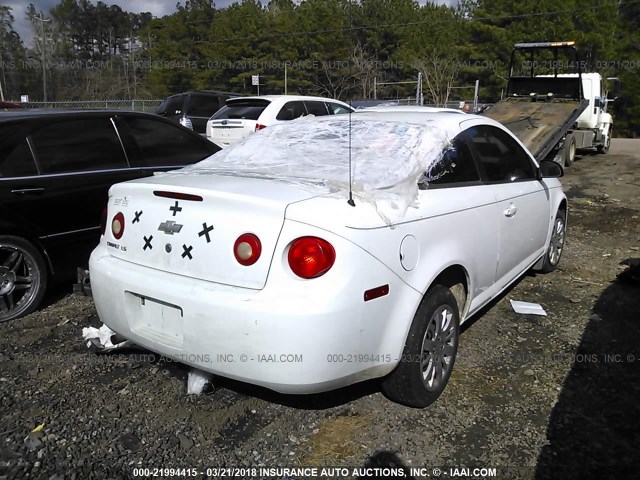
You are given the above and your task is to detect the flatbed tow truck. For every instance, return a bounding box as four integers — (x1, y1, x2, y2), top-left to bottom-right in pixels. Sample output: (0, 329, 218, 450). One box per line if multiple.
(483, 41, 594, 167)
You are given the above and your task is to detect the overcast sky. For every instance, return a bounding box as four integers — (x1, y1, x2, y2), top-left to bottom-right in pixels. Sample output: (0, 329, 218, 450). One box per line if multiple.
(8, 0, 455, 46)
(7, 0, 236, 45)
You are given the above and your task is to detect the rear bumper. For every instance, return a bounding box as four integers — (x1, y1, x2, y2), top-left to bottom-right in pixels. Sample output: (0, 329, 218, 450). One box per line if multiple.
(89, 245, 421, 394)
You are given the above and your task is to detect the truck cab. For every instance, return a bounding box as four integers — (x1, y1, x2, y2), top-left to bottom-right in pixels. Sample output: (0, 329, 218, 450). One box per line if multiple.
(535, 72, 614, 156)
(574, 73, 614, 154)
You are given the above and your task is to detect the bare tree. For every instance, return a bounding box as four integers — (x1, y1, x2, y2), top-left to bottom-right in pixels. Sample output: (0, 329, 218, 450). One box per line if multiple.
(414, 51, 460, 106)
(309, 43, 383, 100)
(309, 54, 355, 100)
(351, 42, 380, 99)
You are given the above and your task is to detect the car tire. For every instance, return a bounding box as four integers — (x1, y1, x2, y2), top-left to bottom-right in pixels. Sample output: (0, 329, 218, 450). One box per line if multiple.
(381, 285, 460, 408)
(0, 235, 48, 323)
(597, 127, 611, 154)
(539, 209, 567, 273)
(563, 134, 576, 167)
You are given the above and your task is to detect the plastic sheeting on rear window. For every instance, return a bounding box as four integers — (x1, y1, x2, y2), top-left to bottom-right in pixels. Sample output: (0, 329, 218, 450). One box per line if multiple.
(157, 116, 450, 224)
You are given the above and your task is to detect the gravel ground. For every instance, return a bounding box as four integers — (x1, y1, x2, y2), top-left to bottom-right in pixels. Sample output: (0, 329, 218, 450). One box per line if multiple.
(1, 140, 639, 480)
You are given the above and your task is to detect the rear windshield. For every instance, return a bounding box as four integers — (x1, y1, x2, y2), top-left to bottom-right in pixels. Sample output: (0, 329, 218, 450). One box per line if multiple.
(156, 95, 183, 115)
(211, 100, 270, 120)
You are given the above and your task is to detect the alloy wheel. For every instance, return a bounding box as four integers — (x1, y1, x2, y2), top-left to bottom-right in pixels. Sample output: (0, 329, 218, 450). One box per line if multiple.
(0, 246, 37, 321)
(421, 305, 456, 391)
(548, 215, 566, 266)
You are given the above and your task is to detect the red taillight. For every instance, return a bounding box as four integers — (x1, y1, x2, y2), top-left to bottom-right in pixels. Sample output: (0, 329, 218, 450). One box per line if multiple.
(287, 237, 335, 279)
(255, 123, 266, 131)
(100, 207, 108, 235)
(111, 212, 125, 240)
(234, 233, 262, 266)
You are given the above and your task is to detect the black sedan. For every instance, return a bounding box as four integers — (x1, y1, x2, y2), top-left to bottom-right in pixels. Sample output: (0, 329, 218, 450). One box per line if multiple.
(0, 110, 219, 322)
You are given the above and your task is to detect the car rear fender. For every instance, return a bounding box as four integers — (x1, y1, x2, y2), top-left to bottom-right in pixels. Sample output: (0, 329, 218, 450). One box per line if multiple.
(270, 217, 424, 367)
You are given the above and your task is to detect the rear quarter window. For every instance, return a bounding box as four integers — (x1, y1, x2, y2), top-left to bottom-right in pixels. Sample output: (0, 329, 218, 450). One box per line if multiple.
(30, 117, 128, 174)
(275, 101, 307, 120)
(123, 116, 217, 167)
(0, 138, 38, 178)
(327, 102, 353, 114)
(423, 135, 480, 187)
(304, 101, 329, 116)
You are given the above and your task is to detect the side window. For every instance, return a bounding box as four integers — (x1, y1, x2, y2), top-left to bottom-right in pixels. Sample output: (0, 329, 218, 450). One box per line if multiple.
(276, 101, 307, 121)
(123, 117, 216, 167)
(31, 118, 128, 174)
(188, 94, 221, 117)
(0, 139, 38, 178)
(423, 134, 480, 186)
(327, 102, 352, 114)
(467, 125, 536, 182)
(304, 101, 329, 116)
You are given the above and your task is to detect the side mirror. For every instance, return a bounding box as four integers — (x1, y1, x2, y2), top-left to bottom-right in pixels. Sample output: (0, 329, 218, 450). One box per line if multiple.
(539, 159, 564, 178)
(606, 77, 621, 102)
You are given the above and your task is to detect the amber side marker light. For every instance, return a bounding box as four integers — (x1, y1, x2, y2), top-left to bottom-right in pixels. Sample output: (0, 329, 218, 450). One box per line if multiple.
(364, 285, 389, 302)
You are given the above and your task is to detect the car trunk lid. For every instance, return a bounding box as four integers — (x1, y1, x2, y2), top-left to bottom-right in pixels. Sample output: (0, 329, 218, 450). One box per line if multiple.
(104, 173, 316, 290)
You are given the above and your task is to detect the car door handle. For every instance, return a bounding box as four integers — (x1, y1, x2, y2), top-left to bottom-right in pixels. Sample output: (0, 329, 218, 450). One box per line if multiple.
(504, 204, 518, 217)
(11, 187, 45, 195)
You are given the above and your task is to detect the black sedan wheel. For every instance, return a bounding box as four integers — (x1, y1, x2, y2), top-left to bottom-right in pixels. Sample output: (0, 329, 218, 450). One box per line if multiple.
(0, 236, 47, 323)
(382, 285, 460, 407)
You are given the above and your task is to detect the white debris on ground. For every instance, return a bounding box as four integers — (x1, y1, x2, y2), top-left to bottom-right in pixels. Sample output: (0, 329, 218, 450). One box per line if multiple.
(158, 115, 449, 223)
(510, 300, 548, 316)
(82, 324, 132, 351)
(187, 368, 213, 395)
(82, 325, 213, 396)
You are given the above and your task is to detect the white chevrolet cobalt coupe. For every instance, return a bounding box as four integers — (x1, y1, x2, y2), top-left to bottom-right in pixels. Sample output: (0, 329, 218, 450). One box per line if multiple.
(90, 112, 567, 407)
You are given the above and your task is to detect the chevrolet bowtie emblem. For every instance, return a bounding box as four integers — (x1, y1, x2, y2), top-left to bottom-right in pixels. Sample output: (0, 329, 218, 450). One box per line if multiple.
(158, 220, 183, 235)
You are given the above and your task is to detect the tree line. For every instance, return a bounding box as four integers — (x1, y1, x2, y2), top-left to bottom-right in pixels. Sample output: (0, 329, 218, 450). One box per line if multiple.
(0, 0, 638, 135)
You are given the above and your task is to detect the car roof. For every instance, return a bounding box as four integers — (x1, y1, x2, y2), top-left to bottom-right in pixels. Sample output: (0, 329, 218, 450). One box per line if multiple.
(0, 109, 163, 123)
(350, 110, 472, 132)
(359, 105, 465, 114)
(359, 109, 514, 131)
(165, 90, 240, 98)
(226, 95, 352, 106)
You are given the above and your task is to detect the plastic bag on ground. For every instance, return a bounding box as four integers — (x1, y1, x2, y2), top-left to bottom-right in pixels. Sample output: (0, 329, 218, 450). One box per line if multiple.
(187, 368, 213, 395)
(82, 324, 132, 352)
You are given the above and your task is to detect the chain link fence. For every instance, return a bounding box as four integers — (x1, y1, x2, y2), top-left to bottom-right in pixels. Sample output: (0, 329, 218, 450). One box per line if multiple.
(15, 97, 493, 113)
(351, 98, 493, 112)
(19, 99, 163, 113)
